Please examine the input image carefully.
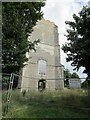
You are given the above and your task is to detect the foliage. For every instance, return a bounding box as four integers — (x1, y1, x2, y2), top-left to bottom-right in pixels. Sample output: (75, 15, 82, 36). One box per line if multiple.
(22, 90, 26, 97)
(71, 72, 79, 78)
(64, 69, 79, 87)
(81, 80, 88, 88)
(62, 6, 90, 76)
(64, 69, 71, 86)
(2, 2, 45, 74)
(2, 76, 10, 90)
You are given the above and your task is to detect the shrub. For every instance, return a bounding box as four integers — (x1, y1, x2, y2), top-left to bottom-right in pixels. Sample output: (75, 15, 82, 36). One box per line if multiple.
(2, 76, 10, 90)
(22, 90, 26, 97)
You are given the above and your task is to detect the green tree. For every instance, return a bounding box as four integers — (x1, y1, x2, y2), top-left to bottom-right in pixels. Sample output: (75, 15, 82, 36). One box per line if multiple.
(64, 69, 79, 87)
(64, 69, 71, 87)
(2, 2, 45, 74)
(71, 72, 79, 78)
(62, 6, 90, 78)
(81, 80, 88, 88)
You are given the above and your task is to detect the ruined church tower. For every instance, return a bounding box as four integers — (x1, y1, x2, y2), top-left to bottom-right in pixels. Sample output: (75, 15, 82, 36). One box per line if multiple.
(21, 19, 64, 91)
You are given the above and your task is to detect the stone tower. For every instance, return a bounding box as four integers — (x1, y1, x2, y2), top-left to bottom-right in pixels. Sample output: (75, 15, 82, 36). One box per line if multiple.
(21, 19, 64, 91)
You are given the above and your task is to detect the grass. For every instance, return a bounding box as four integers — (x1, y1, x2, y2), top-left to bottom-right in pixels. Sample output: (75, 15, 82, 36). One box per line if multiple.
(2, 88, 89, 118)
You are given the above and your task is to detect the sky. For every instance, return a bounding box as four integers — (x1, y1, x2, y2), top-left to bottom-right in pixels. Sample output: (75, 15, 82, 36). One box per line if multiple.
(41, 0, 90, 80)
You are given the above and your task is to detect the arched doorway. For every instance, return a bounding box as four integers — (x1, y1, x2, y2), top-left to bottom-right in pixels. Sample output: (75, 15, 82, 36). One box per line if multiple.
(38, 79, 46, 90)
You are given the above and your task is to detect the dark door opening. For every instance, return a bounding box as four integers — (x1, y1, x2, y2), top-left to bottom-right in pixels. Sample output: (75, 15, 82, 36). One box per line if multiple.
(38, 79, 46, 90)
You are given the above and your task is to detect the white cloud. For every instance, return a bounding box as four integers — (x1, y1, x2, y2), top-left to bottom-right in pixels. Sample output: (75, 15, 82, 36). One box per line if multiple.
(42, 0, 89, 78)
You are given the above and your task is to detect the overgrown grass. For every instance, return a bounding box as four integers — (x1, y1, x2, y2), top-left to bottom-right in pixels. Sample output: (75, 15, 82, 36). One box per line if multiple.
(2, 88, 88, 118)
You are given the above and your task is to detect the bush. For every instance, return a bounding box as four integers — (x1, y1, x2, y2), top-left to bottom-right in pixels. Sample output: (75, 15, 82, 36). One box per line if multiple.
(81, 80, 88, 89)
(22, 90, 26, 97)
(2, 76, 10, 90)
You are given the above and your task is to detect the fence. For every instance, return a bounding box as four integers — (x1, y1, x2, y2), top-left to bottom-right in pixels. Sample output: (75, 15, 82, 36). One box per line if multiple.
(2, 73, 90, 118)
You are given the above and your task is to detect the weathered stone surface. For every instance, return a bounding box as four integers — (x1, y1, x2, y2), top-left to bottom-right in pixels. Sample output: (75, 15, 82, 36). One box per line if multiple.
(21, 19, 64, 91)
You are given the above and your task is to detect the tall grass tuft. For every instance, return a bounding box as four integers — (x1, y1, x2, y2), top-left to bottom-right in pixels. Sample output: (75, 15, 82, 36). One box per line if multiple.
(2, 88, 88, 118)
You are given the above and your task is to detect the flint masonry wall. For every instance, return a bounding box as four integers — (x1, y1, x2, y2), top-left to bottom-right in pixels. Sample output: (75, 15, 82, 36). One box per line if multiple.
(21, 19, 64, 91)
